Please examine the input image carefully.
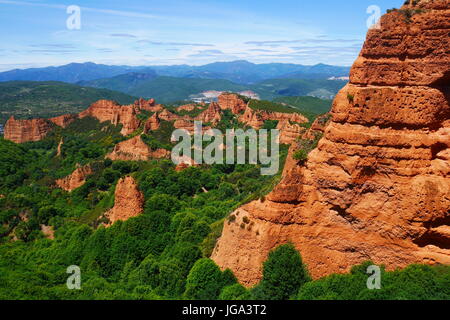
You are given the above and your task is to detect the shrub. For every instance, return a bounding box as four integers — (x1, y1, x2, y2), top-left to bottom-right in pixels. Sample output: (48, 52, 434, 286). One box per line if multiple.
(252, 243, 311, 300)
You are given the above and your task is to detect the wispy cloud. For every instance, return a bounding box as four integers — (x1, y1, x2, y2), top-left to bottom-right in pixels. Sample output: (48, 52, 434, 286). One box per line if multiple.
(137, 40, 214, 47)
(110, 33, 137, 38)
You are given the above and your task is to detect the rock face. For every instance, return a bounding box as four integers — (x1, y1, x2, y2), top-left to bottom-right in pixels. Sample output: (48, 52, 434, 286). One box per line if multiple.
(105, 176, 144, 224)
(106, 135, 170, 161)
(144, 113, 161, 132)
(135, 98, 164, 112)
(212, 1, 450, 287)
(196, 102, 222, 124)
(277, 120, 306, 144)
(239, 107, 308, 130)
(56, 165, 93, 192)
(218, 93, 247, 114)
(4, 116, 53, 143)
(49, 114, 77, 128)
(79, 100, 141, 136)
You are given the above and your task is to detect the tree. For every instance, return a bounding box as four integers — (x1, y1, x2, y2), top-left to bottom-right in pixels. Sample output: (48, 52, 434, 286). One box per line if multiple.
(253, 243, 311, 300)
(184, 258, 233, 300)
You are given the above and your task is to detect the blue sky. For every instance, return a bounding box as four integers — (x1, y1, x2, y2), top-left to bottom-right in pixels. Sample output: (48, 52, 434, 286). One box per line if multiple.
(0, 0, 402, 71)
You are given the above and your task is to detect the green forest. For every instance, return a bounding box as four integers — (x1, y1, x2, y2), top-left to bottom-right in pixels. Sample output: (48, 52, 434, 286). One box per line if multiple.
(0, 98, 448, 301)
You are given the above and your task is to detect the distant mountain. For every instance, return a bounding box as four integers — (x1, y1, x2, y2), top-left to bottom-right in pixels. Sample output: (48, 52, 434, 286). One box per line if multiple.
(0, 61, 350, 85)
(150, 60, 351, 84)
(80, 72, 346, 103)
(78, 72, 158, 93)
(81, 74, 247, 103)
(0, 81, 136, 125)
(0, 63, 154, 84)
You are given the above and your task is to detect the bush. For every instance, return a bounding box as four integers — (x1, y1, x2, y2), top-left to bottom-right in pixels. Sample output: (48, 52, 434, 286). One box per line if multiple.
(252, 243, 311, 300)
(184, 258, 233, 300)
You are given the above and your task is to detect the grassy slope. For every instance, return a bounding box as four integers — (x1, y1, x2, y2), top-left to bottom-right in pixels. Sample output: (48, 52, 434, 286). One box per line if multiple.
(249, 78, 346, 100)
(273, 96, 333, 121)
(0, 81, 136, 125)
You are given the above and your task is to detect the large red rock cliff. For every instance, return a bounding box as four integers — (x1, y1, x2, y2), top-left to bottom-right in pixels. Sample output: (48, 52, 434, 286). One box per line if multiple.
(4, 116, 53, 143)
(212, 0, 450, 286)
(79, 100, 141, 136)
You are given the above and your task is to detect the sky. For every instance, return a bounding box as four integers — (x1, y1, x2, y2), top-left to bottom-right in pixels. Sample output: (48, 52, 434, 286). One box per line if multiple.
(0, 0, 402, 71)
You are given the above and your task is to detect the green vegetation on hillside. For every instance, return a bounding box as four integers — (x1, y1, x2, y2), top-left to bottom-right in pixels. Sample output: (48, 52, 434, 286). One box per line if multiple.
(0, 81, 136, 125)
(0, 111, 289, 299)
(274, 96, 332, 121)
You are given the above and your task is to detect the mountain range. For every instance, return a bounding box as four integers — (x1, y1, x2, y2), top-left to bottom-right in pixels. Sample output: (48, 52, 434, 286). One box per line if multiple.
(0, 61, 350, 85)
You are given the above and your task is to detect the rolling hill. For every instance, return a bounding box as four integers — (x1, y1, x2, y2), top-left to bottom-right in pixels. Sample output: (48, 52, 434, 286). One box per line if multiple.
(0, 81, 136, 125)
(80, 72, 347, 103)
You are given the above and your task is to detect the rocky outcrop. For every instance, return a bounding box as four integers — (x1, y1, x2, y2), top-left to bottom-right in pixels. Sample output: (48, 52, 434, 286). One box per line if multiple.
(4, 116, 53, 143)
(277, 120, 306, 144)
(196, 102, 222, 124)
(79, 100, 141, 136)
(177, 104, 197, 112)
(158, 109, 179, 122)
(56, 164, 93, 192)
(212, 1, 450, 287)
(239, 107, 308, 130)
(49, 114, 77, 128)
(106, 135, 170, 161)
(135, 98, 164, 112)
(105, 176, 144, 224)
(218, 93, 247, 114)
(144, 113, 161, 132)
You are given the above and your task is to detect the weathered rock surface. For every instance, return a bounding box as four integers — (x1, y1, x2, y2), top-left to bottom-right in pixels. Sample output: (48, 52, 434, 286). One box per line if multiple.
(79, 100, 141, 136)
(4, 116, 53, 143)
(144, 113, 161, 132)
(106, 135, 170, 161)
(49, 114, 77, 128)
(212, 0, 450, 287)
(196, 102, 222, 124)
(239, 107, 308, 130)
(105, 176, 144, 224)
(56, 164, 93, 192)
(218, 93, 247, 114)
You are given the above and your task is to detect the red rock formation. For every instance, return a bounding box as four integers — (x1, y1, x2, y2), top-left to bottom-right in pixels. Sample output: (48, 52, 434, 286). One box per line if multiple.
(239, 107, 308, 131)
(158, 109, 179, 122)
(212, 1, 450, 287)
(177, 104, 197, 112)
(49, 114, 77, 128)
(239, 107, 265, 129)
(135, 98, 164, 112)
(218, 93, 247, 114)
(174, 155, 200, 171)
(106, 135, 170, 161)
(196, 102, 222, 124)
(4, 116, 52, 143)
(105, 176, 144, 224)
(56, 164, 93, 192)
(277, 120, 306, 144)
(144, 113, 161, 132)
(56, 138, 64, 157)
(79, 100, 141, 136)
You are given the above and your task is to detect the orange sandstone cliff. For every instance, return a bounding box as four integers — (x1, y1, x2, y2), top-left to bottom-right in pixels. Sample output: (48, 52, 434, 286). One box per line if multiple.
(4, 116, 53, 143)
(106, 135, 170, 161)
(105, 176, 144, 224)
(56, 164, 93, 192)
(212, 0, 450, 287)
(79, 100, 141, 136)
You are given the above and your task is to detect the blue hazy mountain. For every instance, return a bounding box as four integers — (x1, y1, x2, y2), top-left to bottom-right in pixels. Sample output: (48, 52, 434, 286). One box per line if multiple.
(0, 61, 350, 84)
